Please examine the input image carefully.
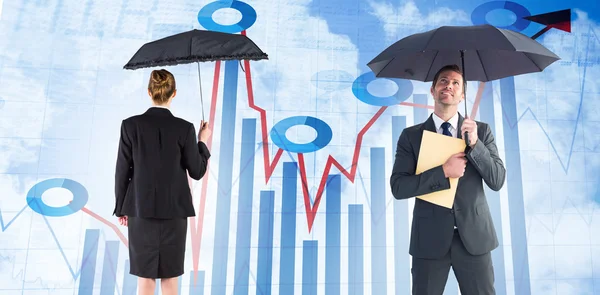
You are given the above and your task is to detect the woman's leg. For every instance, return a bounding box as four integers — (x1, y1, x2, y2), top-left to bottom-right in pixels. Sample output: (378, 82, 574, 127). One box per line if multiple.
(138, 278, 156, 295)
(160, 276, 179, 295)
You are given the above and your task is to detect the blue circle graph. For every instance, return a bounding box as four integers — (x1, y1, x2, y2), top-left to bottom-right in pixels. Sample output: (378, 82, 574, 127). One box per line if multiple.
(352, 72, 413, 106)
(270, 116, 333, 153)
(198, 1, 257, 34)
(471, 1, 531, 32)
(26, 178, 89, 217)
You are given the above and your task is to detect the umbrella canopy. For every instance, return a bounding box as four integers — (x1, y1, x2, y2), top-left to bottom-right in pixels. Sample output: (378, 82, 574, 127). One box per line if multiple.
(367, 24, 559, 82)
(368, 24, 559, 146)
(123, 29, 268, 121)
(124, 29, 268, 70)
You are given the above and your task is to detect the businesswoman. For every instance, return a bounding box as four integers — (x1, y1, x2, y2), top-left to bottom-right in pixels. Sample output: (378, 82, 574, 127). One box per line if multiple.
(113, 69, 211, 295)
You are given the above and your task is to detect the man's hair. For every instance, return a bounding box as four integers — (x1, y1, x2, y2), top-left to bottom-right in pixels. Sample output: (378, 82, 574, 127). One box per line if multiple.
(431, 64, 466, 94)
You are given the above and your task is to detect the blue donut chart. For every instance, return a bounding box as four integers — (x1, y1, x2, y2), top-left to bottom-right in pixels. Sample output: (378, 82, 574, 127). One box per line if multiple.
(198, 1, 257, 33)
(270, 116, 333, 153)
(471, 1, 531, 32)
(26, 178, 89, 217)
(352, 72, 413, 106)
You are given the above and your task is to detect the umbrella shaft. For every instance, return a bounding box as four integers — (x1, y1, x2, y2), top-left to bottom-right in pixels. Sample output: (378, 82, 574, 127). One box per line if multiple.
(460, 50, 470, 147)
(197, 62, 205, 121)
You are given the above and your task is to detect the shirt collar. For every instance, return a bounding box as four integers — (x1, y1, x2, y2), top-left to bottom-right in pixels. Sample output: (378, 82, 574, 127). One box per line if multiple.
(432, 112, 459, 131)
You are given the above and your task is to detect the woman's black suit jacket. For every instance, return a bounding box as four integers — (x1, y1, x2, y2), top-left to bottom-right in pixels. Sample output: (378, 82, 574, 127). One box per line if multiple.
(113, 107, 210, 219)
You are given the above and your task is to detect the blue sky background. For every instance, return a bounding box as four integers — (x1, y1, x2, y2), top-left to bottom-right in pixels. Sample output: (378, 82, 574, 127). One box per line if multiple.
(0, 0, 599, 294)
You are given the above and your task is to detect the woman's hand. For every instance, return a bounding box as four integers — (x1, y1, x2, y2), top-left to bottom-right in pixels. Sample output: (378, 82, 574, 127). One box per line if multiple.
(198, 120, 212, 143)
(118, 216, 128, 227)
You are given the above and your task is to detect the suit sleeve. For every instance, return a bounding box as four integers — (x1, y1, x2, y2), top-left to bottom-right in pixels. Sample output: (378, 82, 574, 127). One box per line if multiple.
(465, 123, 506, 191)
(114, 121, 133, 217)
(390, 129, 451, 200)
(182, 123, 211, 180)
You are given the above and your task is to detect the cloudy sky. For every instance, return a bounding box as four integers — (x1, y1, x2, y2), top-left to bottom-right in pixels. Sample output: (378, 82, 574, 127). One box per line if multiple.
(0, 0, 598, 294)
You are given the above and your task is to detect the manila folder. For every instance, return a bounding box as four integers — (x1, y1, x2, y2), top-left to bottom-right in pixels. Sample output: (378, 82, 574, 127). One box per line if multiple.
(415, 130, 466, 208)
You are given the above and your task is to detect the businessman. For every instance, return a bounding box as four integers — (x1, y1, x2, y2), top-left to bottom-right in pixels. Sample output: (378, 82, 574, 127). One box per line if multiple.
(390, 64, 506, 295)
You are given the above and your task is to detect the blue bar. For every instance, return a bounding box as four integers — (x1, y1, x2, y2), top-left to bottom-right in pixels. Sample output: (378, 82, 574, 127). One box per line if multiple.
(233, 118, 257, 295)
(326, 174, 341, 295)
(500, 77, 531, 295)
(302, 241, 318, 295)
(179, 276, 183, 295)
(479, 82, 507, 295)
(211, 60, 239, 295)
(413, 94, 429, 123)
(370, 147, 387, 295)
(190, 271, 204, 295)
(279, 162, 297, 294)
(348, 204, 363, 295)
(100, 241, 119, 295)
(155, 282, 160, 295)
(392, 116, 410, 295)
(257, 191, 275, 295)
(78, 229, 99, 295)
(122, 260, 137, 295)
(412, 95, 458, 295)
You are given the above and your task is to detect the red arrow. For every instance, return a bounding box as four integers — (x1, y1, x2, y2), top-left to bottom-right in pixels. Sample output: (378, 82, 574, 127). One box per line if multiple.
(524, 9, 571, 39)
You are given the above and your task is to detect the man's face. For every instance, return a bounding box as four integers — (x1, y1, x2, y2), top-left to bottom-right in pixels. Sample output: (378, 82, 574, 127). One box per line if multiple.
(430, 70, 464, 106)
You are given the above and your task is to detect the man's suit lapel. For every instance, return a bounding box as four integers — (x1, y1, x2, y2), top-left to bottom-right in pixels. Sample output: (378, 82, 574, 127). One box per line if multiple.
(423, 114, 436, 133)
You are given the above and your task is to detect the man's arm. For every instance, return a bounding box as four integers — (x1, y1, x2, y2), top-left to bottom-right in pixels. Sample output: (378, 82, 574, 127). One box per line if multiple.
(390, 129, 451, 200)
(465, 123, 506, 191)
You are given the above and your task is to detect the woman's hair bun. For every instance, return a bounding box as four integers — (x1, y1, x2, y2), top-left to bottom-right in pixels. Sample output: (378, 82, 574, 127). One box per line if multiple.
(151, 70, 169, 86)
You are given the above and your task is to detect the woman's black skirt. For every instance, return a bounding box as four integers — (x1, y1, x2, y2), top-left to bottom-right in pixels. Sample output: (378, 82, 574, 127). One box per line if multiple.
(127, 216, 187, 279)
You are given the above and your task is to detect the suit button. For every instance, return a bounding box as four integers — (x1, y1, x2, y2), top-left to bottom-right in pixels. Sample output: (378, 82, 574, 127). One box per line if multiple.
(450, 209, 454, 213)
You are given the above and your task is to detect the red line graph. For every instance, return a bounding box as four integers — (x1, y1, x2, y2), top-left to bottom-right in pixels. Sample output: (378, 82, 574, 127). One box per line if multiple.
(470, 82, 486, 118)
(296, 106, 388, 229)
(399, 101, 434, 109)
(239, 33, 394, 230)
(184, 30, 438, 274)
(241, 52, 284, 181)
(81, 207, 128, 247)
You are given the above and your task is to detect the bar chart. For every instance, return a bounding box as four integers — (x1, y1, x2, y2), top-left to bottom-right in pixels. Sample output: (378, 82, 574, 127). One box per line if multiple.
(2, 1, 593, 295)
(76, 229, 137, 295)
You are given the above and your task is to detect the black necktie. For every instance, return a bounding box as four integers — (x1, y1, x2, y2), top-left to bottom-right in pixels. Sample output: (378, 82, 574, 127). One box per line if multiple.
(441, 122, 452, 137)
(442, 121, 458, 227)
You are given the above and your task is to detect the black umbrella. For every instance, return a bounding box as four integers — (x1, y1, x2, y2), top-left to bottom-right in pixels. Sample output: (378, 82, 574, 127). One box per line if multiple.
(124, 29, 268, 120)
(367, 24, 560, 144)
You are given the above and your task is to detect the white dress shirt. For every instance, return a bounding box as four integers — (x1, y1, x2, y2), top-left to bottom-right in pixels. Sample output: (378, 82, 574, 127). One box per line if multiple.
(432, 112, 459, 138)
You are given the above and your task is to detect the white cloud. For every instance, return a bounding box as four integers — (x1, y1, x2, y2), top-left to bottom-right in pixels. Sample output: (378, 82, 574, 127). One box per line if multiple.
(368, 0, 471, 41)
